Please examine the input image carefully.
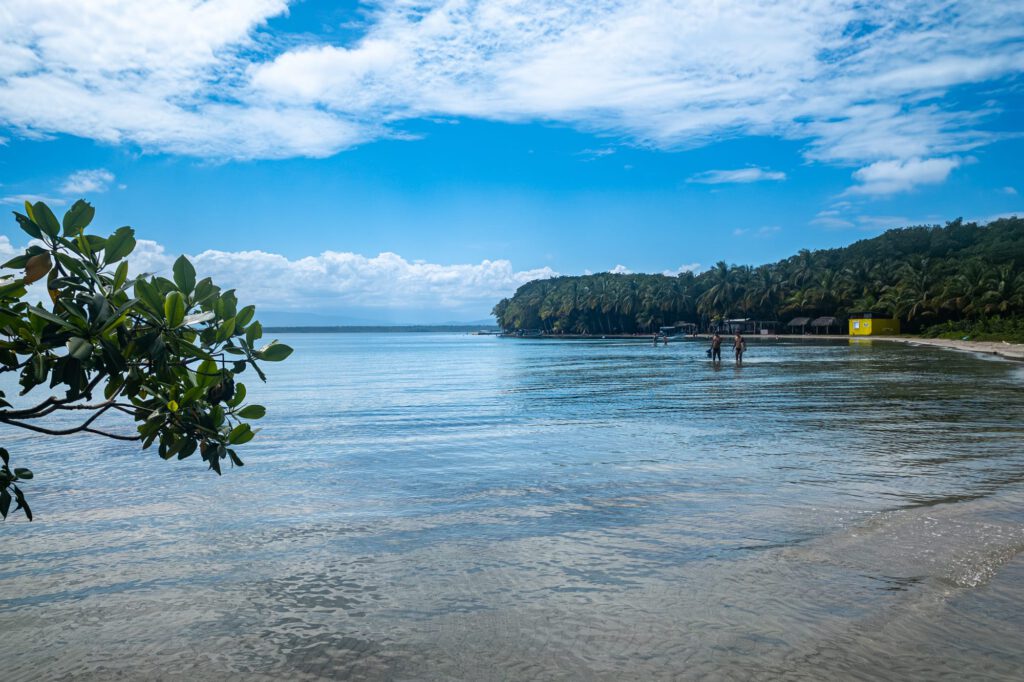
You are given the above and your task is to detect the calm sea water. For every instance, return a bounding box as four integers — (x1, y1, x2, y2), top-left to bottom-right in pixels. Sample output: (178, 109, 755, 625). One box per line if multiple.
(2, 334, 1023, 680)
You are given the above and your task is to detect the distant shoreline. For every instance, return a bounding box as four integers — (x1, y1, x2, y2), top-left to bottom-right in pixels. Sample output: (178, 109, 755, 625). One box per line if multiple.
(496, 332, 1024, 361)
(263, 326, 1024, 361)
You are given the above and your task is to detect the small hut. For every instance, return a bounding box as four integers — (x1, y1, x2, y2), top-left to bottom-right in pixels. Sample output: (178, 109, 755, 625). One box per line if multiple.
(673, 321, 698, 335)
(810, 316, 839, 334)
(848, 311, 900, 336)
(724, 318, 758, 334)
(787, 317, 811, 334)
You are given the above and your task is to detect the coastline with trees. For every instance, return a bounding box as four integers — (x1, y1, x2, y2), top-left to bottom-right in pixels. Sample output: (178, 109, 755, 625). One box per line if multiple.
(492, 217, 1024, 343)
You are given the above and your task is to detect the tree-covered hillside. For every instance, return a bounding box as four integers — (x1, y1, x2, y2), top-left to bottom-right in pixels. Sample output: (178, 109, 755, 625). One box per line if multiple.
(492, 217, 1024, 334)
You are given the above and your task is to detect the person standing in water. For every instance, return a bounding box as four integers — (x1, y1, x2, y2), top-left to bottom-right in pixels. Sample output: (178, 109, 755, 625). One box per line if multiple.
(734, 332, 746, 363)
(710, 333, 722, 363)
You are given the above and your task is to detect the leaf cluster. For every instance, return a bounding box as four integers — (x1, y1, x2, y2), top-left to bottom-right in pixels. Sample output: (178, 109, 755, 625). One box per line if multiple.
(0, 199, 294, 520)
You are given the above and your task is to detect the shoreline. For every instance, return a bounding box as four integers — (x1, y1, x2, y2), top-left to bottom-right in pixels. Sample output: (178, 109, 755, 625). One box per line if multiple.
(869, 336, 1024, 362)
(498, 332, 1024, 361)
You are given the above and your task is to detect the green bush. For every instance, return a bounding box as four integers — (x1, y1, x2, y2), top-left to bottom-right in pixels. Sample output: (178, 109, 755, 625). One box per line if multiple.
(921, 317, 1024, 343)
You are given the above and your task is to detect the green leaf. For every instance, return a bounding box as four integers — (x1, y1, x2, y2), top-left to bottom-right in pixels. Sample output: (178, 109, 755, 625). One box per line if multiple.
(3, 253, 30, 269)
(0, 448, 8, 466)
(246, 321, 263, 346)
(67, 337, 93, 360)
(13, 486, 32, 521)
(113, 261, 129, 290)
(228, 423, 254, 445)
(99, 298, 139, 334)
(103, 226, 136, 265)
(216, 317, 236, 342)
(258, 342, 293, 362)
(177, 439, 197, 460)
(163, 291, 185, 328)
(195, 358, 219, 388)
(235, 305, 256, 328)
(13, 468, 33, 480)
(172, 255, 197, 294)
(134, 279, 164, 314)
(62, 200, 95, 235)
(237, 404, 265, 420)
(27, 305, 73, 329)
(32, 201, 61, 238)
(83, 235, 107, 254)
(0, 489, 10, 518)
(14, 211, 42, 239)
(182, 386, 205, 404)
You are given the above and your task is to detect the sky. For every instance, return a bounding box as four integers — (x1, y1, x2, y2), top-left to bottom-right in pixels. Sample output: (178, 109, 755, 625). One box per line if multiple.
(1, 0, 1022, 324)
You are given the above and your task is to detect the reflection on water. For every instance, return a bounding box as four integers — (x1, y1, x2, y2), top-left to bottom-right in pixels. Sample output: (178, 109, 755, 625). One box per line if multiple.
(2, 334, 1023, 680)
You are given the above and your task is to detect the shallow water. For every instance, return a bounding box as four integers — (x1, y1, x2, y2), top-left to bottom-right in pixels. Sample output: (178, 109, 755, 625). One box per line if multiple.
(2, 334, 1023, 680)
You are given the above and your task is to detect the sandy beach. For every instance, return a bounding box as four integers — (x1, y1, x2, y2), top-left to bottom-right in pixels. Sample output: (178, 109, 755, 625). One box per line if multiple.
(870, 336, 1024, 362)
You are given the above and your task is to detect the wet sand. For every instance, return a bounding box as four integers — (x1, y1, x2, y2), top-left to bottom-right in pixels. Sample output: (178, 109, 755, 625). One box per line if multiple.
(869, 336, 1024, 361)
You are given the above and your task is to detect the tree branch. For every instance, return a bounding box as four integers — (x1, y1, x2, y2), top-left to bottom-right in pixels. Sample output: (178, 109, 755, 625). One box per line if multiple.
(0, 395, 140, 441)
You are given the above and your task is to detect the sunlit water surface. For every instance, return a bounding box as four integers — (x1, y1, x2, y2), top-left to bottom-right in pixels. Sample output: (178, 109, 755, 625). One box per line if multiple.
(2, 334, 1023, 680)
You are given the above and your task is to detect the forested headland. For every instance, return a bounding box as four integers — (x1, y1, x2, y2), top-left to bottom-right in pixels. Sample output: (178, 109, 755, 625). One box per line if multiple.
(492, 216, 1024, 338)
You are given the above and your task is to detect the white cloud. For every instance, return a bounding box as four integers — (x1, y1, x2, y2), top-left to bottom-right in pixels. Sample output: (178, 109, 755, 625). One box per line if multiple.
(1003, 186, 1018, 195)
(854, 215, 916, 230)
(733, 225, 781, 236)
(811, 209, 854, 229)
(846, 156, 961, 195)
(663, 263, 701, 276)
(120, 239, 557, 312)
(577, 147, 616, 161)
(689, 168, 786, 184)
(609, 264, 632, 274)
(61, 168, 115, 195)
(1, 193, 65, 206)
(0, 0, 1018, 174)
(0, 236, 18, 259)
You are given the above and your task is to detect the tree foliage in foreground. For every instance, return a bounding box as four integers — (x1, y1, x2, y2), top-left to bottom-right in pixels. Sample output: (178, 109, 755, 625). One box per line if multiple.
(493, 217, 1024, 334)
(0, 200, 292, 521)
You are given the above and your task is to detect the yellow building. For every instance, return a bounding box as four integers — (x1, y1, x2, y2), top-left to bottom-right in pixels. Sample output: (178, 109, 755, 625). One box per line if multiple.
(848, 311, 900, 336)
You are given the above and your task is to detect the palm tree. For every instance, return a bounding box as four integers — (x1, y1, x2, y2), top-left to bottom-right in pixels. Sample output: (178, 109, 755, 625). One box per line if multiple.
(748, 266, 785, 318)
(697, 261, 737, 318)
(989, 264, 1024, 315)
(896, 257, 942, 321)
(943, 259, 995, 317)
(789, 249, 816, 288)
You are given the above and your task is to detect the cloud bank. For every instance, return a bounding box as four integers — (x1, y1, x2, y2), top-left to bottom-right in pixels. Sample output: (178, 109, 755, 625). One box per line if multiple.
(0, 1, 1020, 193)
(125, 241, 556, 315)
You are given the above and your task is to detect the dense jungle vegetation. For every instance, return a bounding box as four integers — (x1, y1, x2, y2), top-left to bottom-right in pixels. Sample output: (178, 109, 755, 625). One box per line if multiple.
(492, 217, 1024, 335)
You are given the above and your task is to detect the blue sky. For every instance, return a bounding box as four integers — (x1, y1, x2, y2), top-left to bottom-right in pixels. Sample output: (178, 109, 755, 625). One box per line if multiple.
(1, 1, 1022, 323)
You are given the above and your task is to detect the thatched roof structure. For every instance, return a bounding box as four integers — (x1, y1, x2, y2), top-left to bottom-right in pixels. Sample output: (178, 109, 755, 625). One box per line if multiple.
(787, 317, 811, 327)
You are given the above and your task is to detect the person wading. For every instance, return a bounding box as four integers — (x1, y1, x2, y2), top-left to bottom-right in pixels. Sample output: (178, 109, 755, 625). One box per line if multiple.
(710, 333, 722, 363)
(734, 332, 746, 363)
